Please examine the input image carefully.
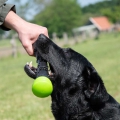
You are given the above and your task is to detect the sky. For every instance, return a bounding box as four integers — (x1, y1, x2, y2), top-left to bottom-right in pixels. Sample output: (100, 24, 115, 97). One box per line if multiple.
(78, 0, 104, 6)
(7, 0, 104, 7)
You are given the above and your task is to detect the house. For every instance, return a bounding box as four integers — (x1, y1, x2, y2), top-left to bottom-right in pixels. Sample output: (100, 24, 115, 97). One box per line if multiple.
(73, 16, 112, 39)
(87, 16, 112, 31)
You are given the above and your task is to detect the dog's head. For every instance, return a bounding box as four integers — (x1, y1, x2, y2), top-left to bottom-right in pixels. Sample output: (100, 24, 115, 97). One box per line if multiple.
(26, 34, 109, 120)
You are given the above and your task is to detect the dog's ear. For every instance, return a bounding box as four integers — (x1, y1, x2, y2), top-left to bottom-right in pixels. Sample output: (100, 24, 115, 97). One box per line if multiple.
(83, 66, 109, 106)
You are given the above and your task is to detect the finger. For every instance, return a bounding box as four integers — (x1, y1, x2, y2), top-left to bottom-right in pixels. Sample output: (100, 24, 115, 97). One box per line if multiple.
(24, 42, 34, 56)
(46, 33, 49, 38)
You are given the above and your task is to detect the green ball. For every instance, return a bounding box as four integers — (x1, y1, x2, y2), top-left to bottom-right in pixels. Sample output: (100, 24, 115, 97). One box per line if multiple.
(32, 76, 53, 98)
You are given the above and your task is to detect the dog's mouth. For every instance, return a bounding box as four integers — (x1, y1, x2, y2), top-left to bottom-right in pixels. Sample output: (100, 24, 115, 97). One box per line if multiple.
(24, 34, 61, 80)
(24, 60, 56, 80)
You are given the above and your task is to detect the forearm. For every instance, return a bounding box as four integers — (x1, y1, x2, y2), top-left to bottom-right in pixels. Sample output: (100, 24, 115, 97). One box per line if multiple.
(3, 11, 27, 33)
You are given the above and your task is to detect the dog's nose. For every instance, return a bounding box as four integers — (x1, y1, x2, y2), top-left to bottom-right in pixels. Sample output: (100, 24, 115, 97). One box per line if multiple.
(39, 34, 48, 42)
(36, 34, 49, 47)
(35, 34, 50, 54)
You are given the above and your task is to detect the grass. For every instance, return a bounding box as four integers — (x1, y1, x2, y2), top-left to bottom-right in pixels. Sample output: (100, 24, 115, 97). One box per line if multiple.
(0, 32, 120, 119)
(0, 55, 54, 120)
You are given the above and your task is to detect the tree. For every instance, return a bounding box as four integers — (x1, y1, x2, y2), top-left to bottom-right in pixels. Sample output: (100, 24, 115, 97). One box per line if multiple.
(32, 0, 82, 37)
(100, 0, 120, 23)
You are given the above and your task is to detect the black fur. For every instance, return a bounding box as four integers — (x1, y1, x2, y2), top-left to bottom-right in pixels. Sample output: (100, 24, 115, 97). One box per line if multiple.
(32, 34, 120, 120)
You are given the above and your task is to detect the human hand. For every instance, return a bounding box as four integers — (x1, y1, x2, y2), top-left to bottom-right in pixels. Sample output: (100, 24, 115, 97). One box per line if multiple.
(3, 11, 48, 56)
(17, 22, 48, 56)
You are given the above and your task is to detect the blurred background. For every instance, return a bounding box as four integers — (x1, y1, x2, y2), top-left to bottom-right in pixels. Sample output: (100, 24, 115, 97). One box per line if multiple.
(0, 0, 120, 120)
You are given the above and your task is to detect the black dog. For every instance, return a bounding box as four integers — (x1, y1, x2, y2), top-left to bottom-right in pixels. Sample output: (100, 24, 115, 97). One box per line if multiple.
(25, 34, 120, 120)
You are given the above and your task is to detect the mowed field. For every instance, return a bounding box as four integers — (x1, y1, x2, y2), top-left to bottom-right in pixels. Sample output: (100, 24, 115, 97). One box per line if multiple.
(0, 32, 120, 120)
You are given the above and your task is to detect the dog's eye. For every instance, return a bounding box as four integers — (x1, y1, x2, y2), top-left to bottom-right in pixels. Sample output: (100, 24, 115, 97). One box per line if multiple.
(69, 87, 78, 95)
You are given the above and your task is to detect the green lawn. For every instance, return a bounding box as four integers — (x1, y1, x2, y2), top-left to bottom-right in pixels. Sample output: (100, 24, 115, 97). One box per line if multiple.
(0, 32, 120, 120)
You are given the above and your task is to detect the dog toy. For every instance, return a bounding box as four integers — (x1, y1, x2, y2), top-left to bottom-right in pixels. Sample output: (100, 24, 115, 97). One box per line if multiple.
(32, 38, 53, 98)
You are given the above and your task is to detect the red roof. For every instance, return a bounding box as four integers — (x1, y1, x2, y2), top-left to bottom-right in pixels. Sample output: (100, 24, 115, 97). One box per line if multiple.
(90, 16, 111, 31)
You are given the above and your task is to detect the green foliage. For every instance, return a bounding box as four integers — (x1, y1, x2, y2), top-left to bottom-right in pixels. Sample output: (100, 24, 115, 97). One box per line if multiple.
(100, 6, 120, 23)
(32, 0, 82, 37)
(82, 1, 112, 14)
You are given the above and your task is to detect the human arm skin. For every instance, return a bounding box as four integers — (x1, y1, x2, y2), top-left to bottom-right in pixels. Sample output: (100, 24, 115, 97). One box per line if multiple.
(3, 11, 48, 56)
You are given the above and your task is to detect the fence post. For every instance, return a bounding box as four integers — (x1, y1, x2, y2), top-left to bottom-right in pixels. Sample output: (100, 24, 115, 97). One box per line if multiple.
(63, 32, 68, 46)
(52, 32, 58, 42)
(10, 35, 17, 58)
